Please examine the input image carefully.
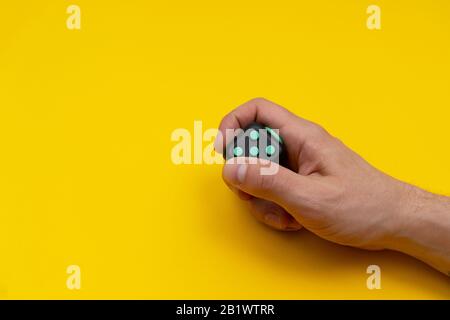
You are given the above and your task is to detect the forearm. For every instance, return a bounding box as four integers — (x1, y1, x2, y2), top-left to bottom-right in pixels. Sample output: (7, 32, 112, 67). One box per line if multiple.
(388, 185, 450, 275)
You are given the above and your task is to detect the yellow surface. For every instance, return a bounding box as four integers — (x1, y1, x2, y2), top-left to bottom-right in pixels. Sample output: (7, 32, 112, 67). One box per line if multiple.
(0, 0, 449, 299)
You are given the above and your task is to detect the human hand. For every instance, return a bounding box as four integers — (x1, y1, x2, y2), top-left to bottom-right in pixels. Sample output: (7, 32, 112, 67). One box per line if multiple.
(216, 98, 424, 251)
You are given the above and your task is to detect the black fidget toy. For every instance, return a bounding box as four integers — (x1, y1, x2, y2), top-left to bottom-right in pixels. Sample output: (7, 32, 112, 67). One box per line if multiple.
(223, 122, 285, 164)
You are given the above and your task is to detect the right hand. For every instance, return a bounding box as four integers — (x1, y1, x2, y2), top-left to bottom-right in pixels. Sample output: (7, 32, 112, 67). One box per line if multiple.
(217, 98, 414, 251)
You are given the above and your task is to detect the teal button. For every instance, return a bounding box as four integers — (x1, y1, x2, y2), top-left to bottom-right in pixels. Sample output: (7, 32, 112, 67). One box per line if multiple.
(249, 146, 259, 157)
(233, 146, 243, 157)
(249, 130, 259, 141)
(265, 145, 276, 156)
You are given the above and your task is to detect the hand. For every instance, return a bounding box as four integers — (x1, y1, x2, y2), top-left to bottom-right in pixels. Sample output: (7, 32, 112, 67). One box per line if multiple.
(217, 98, 450, 274)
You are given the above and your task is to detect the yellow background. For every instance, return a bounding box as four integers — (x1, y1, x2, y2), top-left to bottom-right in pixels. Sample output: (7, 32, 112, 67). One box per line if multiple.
(0, 0, 449, 299)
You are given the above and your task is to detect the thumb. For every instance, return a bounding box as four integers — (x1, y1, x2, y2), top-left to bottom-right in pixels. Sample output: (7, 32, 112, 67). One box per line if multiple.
(222, 158, 315, 212)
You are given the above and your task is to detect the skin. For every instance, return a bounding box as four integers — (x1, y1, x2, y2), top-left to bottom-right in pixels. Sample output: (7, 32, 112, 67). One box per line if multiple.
(216, 98, 450, 275)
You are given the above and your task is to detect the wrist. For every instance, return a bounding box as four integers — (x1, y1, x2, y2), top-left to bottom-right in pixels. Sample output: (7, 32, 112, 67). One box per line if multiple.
(357, 179, 417, 251)
(383, 183, 450, 274)
(383, 183, 424, 251)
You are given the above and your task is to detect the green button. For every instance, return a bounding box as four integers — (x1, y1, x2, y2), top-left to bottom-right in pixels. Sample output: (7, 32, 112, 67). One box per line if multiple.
(249, 130, 259, 140)
(265, 145, 276, 156)
(233, 146, 243, 157)
(249, 146, 259, 157)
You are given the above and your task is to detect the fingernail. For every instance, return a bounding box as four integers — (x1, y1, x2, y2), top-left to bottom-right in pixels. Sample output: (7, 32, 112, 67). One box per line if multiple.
(236, 163, 247, 184)
(264, 214, 282, 229)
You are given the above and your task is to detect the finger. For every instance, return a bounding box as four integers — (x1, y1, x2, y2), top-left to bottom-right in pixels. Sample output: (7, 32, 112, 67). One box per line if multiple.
(215, 97, 314, 154)
(224, 181, 253, 201)
(223, 158, 320, 217)
(248, 198, 302, 231)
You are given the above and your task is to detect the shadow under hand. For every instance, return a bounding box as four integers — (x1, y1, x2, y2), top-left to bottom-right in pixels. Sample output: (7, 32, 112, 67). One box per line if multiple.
(200, 168, 450, 298)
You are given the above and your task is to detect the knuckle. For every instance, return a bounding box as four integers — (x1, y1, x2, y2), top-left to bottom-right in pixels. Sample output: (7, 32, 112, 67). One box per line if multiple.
(307, 123, 328, 138)
(332, 136, 347, 149)
(304, 125, 335, 156)
(249, 97, 269, 105)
